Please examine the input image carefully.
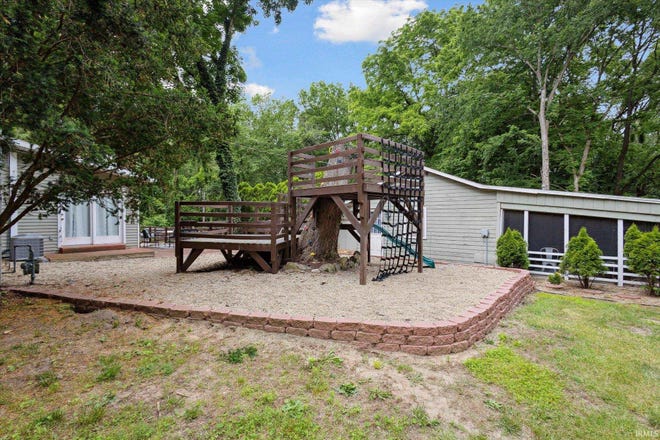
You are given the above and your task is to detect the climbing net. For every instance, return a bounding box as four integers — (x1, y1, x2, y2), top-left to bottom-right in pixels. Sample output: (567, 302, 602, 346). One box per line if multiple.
(373, 139, 424, 281)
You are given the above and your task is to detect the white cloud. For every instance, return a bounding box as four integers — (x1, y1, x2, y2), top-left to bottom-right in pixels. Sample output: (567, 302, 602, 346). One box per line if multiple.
(243, 83, 274, 98)
(240, 47, 261, 69)
(271, 26, 280, 34)
(314, 0, 427, 44)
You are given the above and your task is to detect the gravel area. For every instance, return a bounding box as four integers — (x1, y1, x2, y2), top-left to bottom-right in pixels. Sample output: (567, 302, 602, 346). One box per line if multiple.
(2, 252, 517, 322)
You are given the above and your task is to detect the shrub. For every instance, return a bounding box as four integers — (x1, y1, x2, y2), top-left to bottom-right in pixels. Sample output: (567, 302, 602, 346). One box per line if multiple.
(496, 228, 529, 269)
(559, 227, 606, 288)
(547, 272, 562, 285)
(625, 225, 659, 296)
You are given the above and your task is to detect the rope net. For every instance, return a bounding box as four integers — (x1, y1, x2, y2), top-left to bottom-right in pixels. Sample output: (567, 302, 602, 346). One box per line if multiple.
(373, 139, 424, 281)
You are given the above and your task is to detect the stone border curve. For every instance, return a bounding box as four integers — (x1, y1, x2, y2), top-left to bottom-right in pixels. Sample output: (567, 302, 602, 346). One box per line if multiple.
(8, 268, 534, 356)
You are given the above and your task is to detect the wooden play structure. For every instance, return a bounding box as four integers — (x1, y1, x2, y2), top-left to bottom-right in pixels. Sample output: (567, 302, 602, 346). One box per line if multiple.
(175, 133, 425, 285)
(175, 201, 290, 273)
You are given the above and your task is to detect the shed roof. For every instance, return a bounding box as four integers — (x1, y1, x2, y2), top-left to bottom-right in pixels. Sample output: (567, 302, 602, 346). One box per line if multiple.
(424, 167, 660, 206)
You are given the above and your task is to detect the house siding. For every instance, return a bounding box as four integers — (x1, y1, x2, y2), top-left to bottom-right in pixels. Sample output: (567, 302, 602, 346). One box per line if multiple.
(125, 209, 139, 248)
(424, 173, 499, 264)
(17, 210, 59, 253)
(497, 192, 659, 222)
(1, 146, 140, 253)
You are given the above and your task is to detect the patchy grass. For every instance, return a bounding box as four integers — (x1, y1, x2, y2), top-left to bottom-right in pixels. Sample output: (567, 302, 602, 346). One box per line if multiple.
(465, 345, 564, 409)
(0, 291, 657, 439)
(465, 293, 659, 439)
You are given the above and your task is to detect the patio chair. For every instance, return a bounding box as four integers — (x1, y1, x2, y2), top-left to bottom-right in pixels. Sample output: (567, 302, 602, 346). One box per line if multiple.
(540, 247, 560, 272)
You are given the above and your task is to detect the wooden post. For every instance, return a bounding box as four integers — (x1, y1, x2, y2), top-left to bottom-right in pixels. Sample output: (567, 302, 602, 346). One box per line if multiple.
(175, 201, 182, 273)
(270, 203, 279, 273)
(288, 151, 298, 260)
(417, 195, 424, 273)
(357, 134, 368, 285)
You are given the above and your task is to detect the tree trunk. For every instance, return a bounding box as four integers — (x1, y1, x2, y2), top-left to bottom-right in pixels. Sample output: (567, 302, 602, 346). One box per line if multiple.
(614, 102, 633, 195)
(299, 198, 342, 262)
(538, 91, 551, 190)
(573, 138, 591, 192)
(298, 144, 349, 263)
(215, 140, 239, 201)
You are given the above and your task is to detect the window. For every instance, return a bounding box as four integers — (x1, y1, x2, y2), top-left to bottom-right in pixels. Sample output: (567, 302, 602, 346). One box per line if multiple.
(569, 216, 617, 256)
(62, 198, 123, 246)
(502, 210, 524, 234)
(528, 213, 563, 252)
(65, 203, 90, 238)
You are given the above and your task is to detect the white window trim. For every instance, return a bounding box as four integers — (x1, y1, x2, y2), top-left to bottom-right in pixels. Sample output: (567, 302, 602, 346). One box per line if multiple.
(59, 199, 125, 247)
(8, 151, 18, 237)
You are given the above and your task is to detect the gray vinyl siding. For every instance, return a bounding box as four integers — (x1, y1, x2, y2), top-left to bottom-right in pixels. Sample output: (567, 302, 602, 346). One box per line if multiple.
(17, 210, 59, 253)
(424, 174, 499, 264)
(1, 149, 141, 252)
(125, 209, 139, 248)
(497, 192, 659, 222)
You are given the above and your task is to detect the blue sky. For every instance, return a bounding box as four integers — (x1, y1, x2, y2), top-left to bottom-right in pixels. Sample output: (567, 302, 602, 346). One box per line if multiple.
(236, 0, 479, 101)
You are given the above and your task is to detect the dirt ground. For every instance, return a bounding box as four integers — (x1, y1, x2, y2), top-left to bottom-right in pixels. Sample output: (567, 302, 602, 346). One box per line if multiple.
(1, 251, 518, 323)
(533, 276, 659, 307)
(0, 293, 514, 439)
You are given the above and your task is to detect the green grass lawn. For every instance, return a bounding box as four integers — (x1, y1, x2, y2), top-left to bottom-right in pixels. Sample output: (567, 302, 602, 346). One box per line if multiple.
(0, 291, 657, 439)
(466, 293, 659, 439)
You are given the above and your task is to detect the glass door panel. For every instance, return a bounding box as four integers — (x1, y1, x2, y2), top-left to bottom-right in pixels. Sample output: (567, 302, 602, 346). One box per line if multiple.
(64, 202, 92, 244)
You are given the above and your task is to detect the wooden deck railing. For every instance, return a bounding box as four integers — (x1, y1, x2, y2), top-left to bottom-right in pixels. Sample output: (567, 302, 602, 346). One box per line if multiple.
(287, 133, 423, 196)
(175, 201, 290, 273)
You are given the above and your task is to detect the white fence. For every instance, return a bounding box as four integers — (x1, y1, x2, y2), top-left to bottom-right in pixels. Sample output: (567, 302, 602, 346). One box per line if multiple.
(528, 250, 645, 286)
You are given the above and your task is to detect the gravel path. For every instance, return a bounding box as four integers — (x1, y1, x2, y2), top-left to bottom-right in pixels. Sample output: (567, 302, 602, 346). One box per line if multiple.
(2, 252, 517, 322)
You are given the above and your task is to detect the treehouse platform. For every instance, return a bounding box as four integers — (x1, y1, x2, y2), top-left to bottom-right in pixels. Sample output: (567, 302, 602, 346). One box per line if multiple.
(175, 201, 290, 274)
(288, 133, 425, 284)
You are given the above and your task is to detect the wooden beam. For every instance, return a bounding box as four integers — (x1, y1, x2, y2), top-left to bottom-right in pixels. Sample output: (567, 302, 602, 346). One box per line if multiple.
(331, 195, 360, 231)
(181, 248, 204, 272)
(248, 251, 272, 273)
(294, 196, 318, 234)
(367, 199, 385, 230)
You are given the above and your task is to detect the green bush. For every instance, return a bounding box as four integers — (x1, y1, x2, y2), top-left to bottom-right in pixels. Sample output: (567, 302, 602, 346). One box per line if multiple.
(547, 272, 562, 285)
(559, 227, 606, 288)
(624, 225, 659, 296)
(238, 180, 288, 202)
(496, 228, 529, 269)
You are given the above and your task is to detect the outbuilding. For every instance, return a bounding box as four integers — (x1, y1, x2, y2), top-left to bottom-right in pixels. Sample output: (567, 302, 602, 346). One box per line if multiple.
(423, 167, 660, 286)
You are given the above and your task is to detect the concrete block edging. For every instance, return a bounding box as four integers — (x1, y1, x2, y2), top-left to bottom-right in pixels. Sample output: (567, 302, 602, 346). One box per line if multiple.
(9, 267, 534, 356)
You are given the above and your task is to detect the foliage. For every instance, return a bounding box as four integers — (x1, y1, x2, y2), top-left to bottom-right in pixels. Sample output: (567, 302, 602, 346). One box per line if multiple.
(496, 228, 529, 269)
(221, 345, 258, 364)
(624, 226, 660, 295)
(178, 0, 312, 201)
(0, 0, 226, 235)
(337, 382, 358, 397)
(559, 227, 607, 288)
(547, 272, 562, 285)
(141, 154, 224, 226)
(349, 1, 659, 197)
(238, 180, 288, 202)
(299, 81, 355, 142)
(232, 95, 304, 184)
(96, 356, 121, 382)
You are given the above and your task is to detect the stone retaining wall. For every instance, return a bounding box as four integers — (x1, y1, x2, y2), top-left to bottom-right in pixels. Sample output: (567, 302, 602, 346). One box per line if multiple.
(9, 268, 534, 355)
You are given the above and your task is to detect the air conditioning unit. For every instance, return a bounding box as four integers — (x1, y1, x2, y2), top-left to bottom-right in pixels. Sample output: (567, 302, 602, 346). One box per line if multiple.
(10, 234, 44, 260)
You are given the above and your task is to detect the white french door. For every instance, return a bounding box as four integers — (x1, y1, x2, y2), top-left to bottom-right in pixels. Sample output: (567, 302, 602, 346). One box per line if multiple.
(63, 199, 123, 246)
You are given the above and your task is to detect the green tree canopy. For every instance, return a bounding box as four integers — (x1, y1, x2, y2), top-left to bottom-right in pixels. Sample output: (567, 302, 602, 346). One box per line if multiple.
(0, 0, 222, 234)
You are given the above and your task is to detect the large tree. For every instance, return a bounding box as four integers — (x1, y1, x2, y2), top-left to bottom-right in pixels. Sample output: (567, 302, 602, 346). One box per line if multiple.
(298, 81, 355, 143)
(232, 94, 303, 184)
(179, 0, 313, 201)
(0, 0, 220, 235)
(350, 9, 467, 156)
(467, 0, 611, 190)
